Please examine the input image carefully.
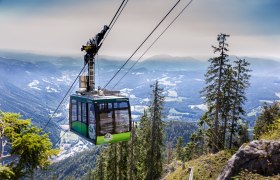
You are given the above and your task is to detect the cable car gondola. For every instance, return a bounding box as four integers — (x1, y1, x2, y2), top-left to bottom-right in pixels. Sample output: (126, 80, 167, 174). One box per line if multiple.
(69, 26, 132, 145)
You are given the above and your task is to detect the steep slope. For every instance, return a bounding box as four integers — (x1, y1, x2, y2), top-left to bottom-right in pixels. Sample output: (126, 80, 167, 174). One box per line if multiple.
(35, 147, 100, 180)
(166, 151, 233, 180)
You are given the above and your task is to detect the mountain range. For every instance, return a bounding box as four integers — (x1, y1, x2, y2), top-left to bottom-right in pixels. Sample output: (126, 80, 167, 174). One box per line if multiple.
(0, 51, 280, 157)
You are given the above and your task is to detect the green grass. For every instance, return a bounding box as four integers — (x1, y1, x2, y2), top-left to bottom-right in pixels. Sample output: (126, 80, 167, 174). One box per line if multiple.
(167, 118, 280, 180)
(96, 132, 131, 145)
(234, 170, 280, 180)
(167, 151, 233, 180)
(260, 119, 280, 141)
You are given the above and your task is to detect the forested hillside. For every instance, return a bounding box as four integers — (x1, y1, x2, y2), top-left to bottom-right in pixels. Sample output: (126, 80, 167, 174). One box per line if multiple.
(164, 120, 197, 146)
(35, 148, 100, 180)
(34, 120, 196, 179)
(167, 102, 280, 179)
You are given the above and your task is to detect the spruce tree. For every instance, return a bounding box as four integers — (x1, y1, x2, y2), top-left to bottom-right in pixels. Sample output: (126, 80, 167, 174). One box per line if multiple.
(146, 81, 165, 180)
(128, 121, 143, 180)
(229, 58, 251, 148)
(104, 144, 117, 180)
(201, 33, 230, 153)
(175, 137, 183, 161)
(93, 150, 105, 180)
(254, 103, 280, 139)
(117, 142, 129, 180)
(138, 110, 150, 179)
(165, 141, 173, 165)
(221, 65, 235, 148)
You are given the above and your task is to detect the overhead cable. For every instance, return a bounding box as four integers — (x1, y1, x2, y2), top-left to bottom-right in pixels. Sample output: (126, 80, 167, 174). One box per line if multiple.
(112, 0, 194, 89)
(103, 0, 182, 89)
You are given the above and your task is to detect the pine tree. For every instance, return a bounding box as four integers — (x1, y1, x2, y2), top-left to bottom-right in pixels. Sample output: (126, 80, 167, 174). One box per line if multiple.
(128, 121, 142, 180)
(229, 58, 251, 148)
(128, 122, 135, 180)
(175, 137, 183, 161)
(146, 81, 165, 180)
(93, 150, 105, 180)
(165, 141, 173, 165)
(201, 33, 230, 153)
(138, 110, 150, 179)
(117, 142, 129, 180)
(105, 144, 118, 180)
(254, 103, 280, 139)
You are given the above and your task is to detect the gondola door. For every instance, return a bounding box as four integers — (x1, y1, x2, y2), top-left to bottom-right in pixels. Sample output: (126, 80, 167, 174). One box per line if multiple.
(88, 103, 96, 143)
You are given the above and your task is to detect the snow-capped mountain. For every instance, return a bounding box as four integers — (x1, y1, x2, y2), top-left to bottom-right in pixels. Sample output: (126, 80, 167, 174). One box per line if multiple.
(0, 51, 280, 158)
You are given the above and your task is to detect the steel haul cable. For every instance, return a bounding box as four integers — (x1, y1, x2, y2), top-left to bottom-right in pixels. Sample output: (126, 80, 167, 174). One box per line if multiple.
(103, 0, 182, 89)
(42, 64, 87, 131)
(103, 0, 129, 43)
(112, 0, 194, 89)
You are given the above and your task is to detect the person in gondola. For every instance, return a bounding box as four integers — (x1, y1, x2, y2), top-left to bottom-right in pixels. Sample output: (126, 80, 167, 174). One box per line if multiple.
(98, 86, 104, 96)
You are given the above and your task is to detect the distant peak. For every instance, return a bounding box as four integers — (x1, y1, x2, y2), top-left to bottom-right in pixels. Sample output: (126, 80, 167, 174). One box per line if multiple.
(144, 54, 200, 62)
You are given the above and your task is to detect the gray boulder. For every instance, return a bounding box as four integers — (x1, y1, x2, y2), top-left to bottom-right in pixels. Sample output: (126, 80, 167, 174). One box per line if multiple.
(218, 140, 280, 180)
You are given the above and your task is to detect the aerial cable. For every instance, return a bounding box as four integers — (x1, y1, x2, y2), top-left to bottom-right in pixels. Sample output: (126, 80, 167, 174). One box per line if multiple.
(112, 0, 194, 89)
(42, 64, 87, 131)
(41, 0, 128, 132)
(103, 0, 182, 89)
(103, 0, 129, 43)
(108, 0, 127, 28)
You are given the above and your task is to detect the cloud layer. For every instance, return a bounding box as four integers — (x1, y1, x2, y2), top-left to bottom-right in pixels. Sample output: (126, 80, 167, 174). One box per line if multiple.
(0, 0, 279, 58)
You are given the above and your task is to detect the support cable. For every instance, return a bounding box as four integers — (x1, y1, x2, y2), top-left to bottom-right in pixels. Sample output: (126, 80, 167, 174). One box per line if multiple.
(103, 0, 182, 89)
(42, 64, 87, 131)
(103, 0, 129, 43)
(112, 0, 194, 89)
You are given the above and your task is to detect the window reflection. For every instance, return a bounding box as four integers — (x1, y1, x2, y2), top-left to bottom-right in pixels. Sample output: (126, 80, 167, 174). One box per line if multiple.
(71, 99, 77, 122)
(98, 102, 130, 136)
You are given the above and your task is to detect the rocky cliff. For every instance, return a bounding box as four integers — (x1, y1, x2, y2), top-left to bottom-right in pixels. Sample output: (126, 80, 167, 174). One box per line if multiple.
(218, 140, 280, 180)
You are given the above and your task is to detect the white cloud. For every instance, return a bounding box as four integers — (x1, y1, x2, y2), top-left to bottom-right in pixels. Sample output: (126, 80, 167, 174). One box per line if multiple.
(0, 0, 279, 58)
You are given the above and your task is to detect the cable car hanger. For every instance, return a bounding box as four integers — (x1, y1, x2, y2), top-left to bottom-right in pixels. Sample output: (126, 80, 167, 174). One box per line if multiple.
(69, 0, 132, 145)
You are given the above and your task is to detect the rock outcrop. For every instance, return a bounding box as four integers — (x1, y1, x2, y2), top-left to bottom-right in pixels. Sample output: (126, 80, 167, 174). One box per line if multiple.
(218, 140, 280, 180)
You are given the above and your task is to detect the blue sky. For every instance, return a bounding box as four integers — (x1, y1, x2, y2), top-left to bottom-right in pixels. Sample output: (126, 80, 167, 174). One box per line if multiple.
(0, 0, 279, 59)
